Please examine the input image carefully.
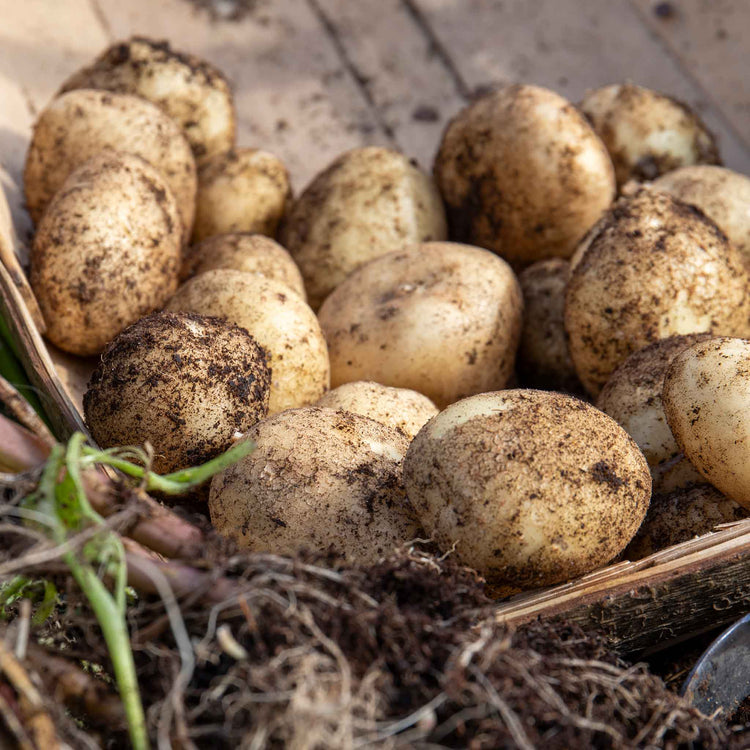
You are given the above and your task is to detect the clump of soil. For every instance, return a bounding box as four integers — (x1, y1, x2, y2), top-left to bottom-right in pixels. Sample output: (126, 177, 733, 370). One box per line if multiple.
(5, 544, 730, 749)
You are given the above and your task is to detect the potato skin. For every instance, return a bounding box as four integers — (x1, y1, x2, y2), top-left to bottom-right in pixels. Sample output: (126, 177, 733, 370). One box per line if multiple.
(517, 258, 581, 393)
(624, 484, 746, 560)
(166, 269, 329, 414)
(315, 381, 438, 440)
(208, 407, 421, 563)
(84, 312, 271, 474)
(433, 84, 615, 266)
(663, 337, 750, 509)
(181, 232, 306, 298)
(30, 151, 181, 356)
(403, 390, 651, 589)
(596, 334, 710, 494)
(24, 89, 196, 241)
(318, 241, 523, 409)
(281, 146, 447, 310)
(192, 149, 292, 244)
(581, 83, 720, 188)
(653, 165, 750, 267)
(565, 189, 750, 396)
(59, 36, 236, 160)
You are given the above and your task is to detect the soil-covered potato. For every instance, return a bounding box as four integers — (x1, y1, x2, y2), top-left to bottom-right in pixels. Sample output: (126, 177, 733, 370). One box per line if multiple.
(663, 337, 750, 509)
(315, 381, 438, 440)
(580, 83, 720, 188)
(517, 258, 580, 393)
(59, 36, 236, 160)
(652, 165, 750, 267)
(624, 484, 747, 560)
(403, 390, 651, 589)
(565, 189, 750, 396)
(281, 146, 447, 310)
(209, 407, 421, 563)
(166, 269, 329, 414)
(84, 312, 271, 474)
(433, 84, 615, 266)
(318, 241, 523, 409)
(597, 335, 710, 494)
(192, 149, 292, 244)
(24, 89, 196, 241)
(181, 232, 306, 298)
(30, 151, 182, 356)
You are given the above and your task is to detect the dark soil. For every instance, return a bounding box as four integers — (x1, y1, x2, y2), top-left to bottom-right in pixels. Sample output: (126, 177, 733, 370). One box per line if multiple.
(729, 695, 750, 726)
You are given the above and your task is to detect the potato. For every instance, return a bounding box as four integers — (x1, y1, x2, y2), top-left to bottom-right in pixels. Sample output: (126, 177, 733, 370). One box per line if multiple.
(59, 36, 235, 160)
(192, 148, 292, 244)
(516, 258, 581, 393)
(403, 390, 651, 589)
(24, 89, 196, 241)
(84, 311, 271, 474)
(209, 407, 421, 563)
(30, 151, 181, 356)
(315, 382, 438, 440)
(281, 146, 447, 310)
(596, 334, 710, 494)
(580, 83, 720, 188)
(624, 484, 746, 560)
(565, 189, 750, 396)
(663, 337, 750, 509)
(318, 241, 523, 409)
(166, 269, 329, 414)
(181, 232, 306, 298)
(433, 84, 615, 266)
(652, 165, 750, 266)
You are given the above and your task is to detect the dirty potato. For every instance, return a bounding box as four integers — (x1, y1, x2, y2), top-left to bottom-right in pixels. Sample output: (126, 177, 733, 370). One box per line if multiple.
(166, 269, 329, 414)
(318, 241, 523, 409)
(192, 148, 292, 243)
(565, 189, 750, 396)
(433, 84, 615, 266)
(580, 83, 720, 188)
(24, 89, 196, 241)
(59, 36, 236, 160)
(316, 381, 438, 440)
(84, 311, 271, 474)
(209, 407, 421, 563)
(403, 390, 651, 589)
(30, 151, 182, 356)
(281, 146, 447, 309)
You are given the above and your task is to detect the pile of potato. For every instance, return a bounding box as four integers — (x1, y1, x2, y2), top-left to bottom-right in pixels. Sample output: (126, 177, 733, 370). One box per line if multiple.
(21, 37, 750, 592)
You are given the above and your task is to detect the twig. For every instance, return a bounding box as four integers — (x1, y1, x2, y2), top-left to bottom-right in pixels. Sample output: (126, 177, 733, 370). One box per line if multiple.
(14, 599, 30, 660)
(0, 374, 55, 448)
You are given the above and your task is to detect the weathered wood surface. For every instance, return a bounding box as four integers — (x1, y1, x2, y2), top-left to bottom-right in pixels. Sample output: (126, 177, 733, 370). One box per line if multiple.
(495, 519, 750, 656)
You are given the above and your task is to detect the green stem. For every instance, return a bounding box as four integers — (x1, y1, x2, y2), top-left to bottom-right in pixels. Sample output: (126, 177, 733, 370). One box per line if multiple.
(81, 439, 255, 495)
(0, 316, 47, 423)
(65, 556, 149, 750)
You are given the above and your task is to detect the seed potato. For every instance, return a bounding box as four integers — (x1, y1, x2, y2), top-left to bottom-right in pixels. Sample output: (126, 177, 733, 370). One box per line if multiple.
(30, 151, 182, 356)
(663, 337, 750, 509)
(580, 83, 720, 188)
(624, 484, 746, 561)
(166, 269, 329, 414)
(315, 381, 438, 440)
(517, 258, 581, 393)
(59, 36, 236, 160)
(652, 165, 750, 267)
(596, 335, 709, 494)
(318, 241, 523, 409)
(208, 407, 421, 563)
(84, 312, 271, 474)
(192, 148, 292, 244)
(281, 146, 447, 310)
(433, 84, 615, 266)
(565, 189, 750, 396)
(403, 390, 651, 589)
(24, 89, 196, 242)
(181, 232, 306, 298)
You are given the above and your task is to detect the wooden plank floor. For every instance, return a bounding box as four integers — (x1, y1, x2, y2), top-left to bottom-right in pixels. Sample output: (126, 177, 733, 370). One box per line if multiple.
(0, 0, 748, 242)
